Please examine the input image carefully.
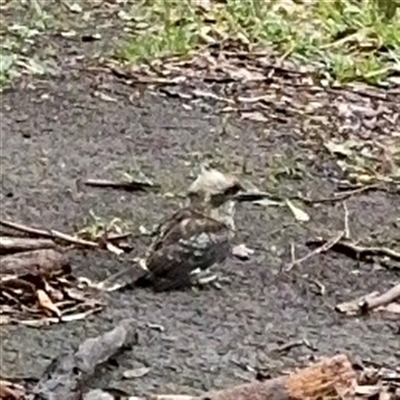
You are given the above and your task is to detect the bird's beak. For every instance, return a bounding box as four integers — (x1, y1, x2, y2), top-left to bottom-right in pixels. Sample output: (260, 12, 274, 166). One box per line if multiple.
(233, 190, 270, 203)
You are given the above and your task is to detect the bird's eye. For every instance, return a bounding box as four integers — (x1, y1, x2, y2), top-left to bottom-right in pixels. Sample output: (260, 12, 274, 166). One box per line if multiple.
(223, 184, 242, 196)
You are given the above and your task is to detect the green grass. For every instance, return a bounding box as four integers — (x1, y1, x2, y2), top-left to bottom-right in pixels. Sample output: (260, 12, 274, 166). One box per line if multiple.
(118, 0, 400, 84)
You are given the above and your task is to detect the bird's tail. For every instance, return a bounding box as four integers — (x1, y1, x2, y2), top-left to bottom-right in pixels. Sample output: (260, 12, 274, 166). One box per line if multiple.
(134, 272, 154, 288)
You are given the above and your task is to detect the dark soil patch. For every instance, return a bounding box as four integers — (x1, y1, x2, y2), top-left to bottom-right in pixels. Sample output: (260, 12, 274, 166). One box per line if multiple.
(1, 68, 399, 397)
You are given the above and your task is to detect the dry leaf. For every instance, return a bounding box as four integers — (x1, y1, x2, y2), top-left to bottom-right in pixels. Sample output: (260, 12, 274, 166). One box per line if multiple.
(286, 199, 310, 222)
(0, 380, 25, 400)
(123, 367, 151, 379)
(241, 111, 268, 122)
(94, 91, 117, 102)
(324, 140, 354, 157)
(37, 289, 61, 318)
(191, 0, 212, 11)
(377, 302, 400, 313)
(105, 242, 124, 256)
(69, 2, 82, 13)
(254, 198, 282, 207)
(231, 244, 255, 260)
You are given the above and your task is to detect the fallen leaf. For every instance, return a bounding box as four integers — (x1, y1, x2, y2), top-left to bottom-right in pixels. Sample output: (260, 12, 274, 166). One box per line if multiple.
(324, 140, 354, 157)
(286, 199, 310, 222)
(0, 380, 25, 400)
(231, 244, 255, 260)
(37, 289, 61, 318)
(69, 2, 82, 13)
(241, 111, 268, 122)
(94, 91, 117, 102)
(378, 302, 400, 313)
(105, 242, 124, 256)
(253, 198, 282, 207)
(123, 367, 151, 379)
(60, 30, 77, 38)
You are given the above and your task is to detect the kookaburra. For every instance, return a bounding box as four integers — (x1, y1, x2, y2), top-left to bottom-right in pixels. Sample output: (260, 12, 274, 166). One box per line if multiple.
(135, 167, 253, 291)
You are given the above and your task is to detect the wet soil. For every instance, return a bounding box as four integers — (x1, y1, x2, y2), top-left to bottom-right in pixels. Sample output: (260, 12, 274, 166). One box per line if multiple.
(1, 70, 399, 397)
(1, 3, 399, 395)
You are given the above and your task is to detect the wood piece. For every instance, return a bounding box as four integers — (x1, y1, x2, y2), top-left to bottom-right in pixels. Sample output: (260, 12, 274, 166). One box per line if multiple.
(306, 238, 400, 262)
(0, 249, 70, 278)
(336, 283, 400, 315)
(361, 282, 400, 311)
(83, 178, 156, 192)
(32, 319, 137, 400)
(0, 237, 56, 255)
(286, 231, 345, 271)
(200, 354, 356, 400)
(0, 220, 99, 249)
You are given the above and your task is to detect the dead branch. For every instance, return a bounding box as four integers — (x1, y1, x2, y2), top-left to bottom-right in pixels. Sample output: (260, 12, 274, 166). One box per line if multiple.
(363, 282, 400, 311)
(0, 237, 56, 255)
(0, 220, 99, 249)
(87, 355, 355, 399)
(83, 178, 157, 192)
(306, 238, 400, 262)
(285, 231, 344, 271)
(299, 183, 383, 205)
(0, 249, 70, 278)
(32, 319, 137, 400)
(336, 283, 400, 315)
(200, 354, 356, 400)
(335, 292, 380, 315)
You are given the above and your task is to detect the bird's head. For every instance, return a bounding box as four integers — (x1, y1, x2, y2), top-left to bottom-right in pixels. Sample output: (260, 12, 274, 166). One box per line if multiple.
(186, 166, 248, 230)
(187, 167, 243, 205)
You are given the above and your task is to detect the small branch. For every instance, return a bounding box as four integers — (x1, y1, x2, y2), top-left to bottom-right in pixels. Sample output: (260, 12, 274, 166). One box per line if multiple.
(83, 178, 157, 192)
(32, 319, 137, 400)
(0, 249, 70, 277)
(285, 231, 344, 272)
(0, 220, 99, 249)
(336, 283, 400, 315)
(299, 183, 382, 205)
(335, 292, 380, 315)
(0, 237, 56, 255)
(201, 354, 356, 400)
(306, 238, 400, 262)
(343, 202, 350, 239)
(361, 282, 400, 311)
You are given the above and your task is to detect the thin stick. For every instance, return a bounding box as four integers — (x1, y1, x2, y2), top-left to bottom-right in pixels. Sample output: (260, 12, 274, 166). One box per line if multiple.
(343, 201, 350, 239)
(362, 282, 400, 311)
(0, 220, 98, 248)
(285, 231, 345, 272)
(306, 239, 400, 262)
(298, 183, 382, 205)
(83, 178, 155, 192)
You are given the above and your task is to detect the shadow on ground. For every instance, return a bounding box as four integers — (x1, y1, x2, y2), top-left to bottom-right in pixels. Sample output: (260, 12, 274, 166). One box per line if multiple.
(1, 71, 399, 396)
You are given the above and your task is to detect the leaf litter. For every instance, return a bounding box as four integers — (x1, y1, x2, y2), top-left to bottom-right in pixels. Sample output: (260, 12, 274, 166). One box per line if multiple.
(0, 220, 113, 326)
(0, 250, 104, 326)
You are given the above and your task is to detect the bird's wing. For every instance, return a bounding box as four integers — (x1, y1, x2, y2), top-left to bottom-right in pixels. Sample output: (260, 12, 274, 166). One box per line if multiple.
(145, 210, 230, 282)
(152, 208, 227, 249)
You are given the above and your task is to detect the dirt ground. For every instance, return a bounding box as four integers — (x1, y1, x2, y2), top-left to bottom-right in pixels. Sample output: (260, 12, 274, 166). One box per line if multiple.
(1, 25, 400, 399)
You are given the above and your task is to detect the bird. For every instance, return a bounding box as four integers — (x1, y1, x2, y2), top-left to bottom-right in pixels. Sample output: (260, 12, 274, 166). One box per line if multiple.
(134, 166, 252, 292)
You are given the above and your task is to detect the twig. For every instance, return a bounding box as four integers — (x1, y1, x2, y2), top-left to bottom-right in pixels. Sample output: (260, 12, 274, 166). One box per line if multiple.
(298, 183, 383, 205)
(285, 231, 345, 272)
(0, 220, 99, 248)
(0, 248, 70, 277)
(361, 282, 400, 311)
(83, 178, 156, 192)
(270, 338, 315, 354)
(336, 283, 400, 315)
(306, 239, 400, 262)
(0, 237, 56, 255)
(343, 202, 350, 239)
